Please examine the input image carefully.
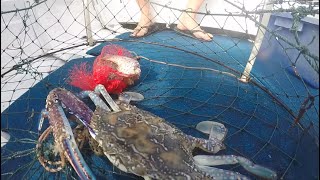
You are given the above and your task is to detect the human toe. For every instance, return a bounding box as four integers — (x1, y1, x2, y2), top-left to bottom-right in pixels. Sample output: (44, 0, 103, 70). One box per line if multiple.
(194, 31, 213, 41)
(130, 26, 149, 37)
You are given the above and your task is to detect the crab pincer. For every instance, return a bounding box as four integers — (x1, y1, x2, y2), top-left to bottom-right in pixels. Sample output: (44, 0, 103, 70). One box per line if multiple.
(39, 88, 96, 180)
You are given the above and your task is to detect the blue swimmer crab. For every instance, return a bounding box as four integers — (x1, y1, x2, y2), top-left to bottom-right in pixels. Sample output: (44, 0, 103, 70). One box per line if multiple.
(36, 84, 277, 180)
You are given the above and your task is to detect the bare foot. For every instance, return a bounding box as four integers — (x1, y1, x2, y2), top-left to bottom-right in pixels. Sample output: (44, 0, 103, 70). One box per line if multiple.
(131, 15, 153, 37)
(177, 12, 213, 41)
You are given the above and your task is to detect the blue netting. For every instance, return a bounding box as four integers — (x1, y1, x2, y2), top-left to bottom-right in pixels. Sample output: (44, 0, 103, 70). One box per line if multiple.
(1, 30, 319, 179)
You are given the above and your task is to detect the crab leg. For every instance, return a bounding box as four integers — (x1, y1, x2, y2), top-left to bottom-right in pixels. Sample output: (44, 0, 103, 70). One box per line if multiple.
(78, 84, 121, 112)
(38, 110, 48, 135)
(94, 84, 121, 112)
(189, 121, 228, 153)
(118, 91, 144, 104)
(37, 127, 66, 172)
(188, 135, 226, 153)
(1, 131, 10, 147)
(196, 121, 227, 141)
(45, 88, 96, 180)
(194, 155, 277, 180)
(78, 90, 111, 112)
(197, 165, 250, 180)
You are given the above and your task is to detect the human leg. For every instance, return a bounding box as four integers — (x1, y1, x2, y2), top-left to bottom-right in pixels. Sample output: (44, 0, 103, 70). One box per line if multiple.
(130, 0, 154, 37)
(176, 0, 213, 41)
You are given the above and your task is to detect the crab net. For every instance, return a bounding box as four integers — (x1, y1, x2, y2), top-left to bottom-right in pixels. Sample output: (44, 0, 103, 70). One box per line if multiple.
(1, 0, 319, 179)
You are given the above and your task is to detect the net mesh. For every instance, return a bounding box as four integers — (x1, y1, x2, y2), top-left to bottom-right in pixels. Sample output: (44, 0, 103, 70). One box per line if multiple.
(1, 0, 319, 179)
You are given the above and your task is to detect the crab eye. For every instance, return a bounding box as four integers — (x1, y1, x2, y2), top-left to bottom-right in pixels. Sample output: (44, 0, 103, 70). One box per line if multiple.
(53, 94, 58, 101)
(53, 95, 59, 103)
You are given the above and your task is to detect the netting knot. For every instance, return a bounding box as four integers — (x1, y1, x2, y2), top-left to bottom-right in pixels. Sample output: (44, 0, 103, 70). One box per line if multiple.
(299, 45, 309, 54)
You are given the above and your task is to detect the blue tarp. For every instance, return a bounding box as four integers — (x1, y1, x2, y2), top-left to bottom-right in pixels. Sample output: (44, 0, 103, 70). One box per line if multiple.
(1, 30, 318, 179)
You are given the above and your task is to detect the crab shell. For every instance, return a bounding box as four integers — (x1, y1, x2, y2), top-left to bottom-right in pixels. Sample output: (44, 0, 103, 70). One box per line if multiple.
(90, 103, 212, 180)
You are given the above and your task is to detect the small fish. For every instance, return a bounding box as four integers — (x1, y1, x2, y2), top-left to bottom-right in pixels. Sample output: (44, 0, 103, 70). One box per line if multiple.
(1, 131, 10, 147)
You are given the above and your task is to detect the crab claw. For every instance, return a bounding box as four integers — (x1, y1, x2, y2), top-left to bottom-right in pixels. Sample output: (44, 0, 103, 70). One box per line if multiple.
(62, 137, 95, 180)
(45, 88, 96, 180)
